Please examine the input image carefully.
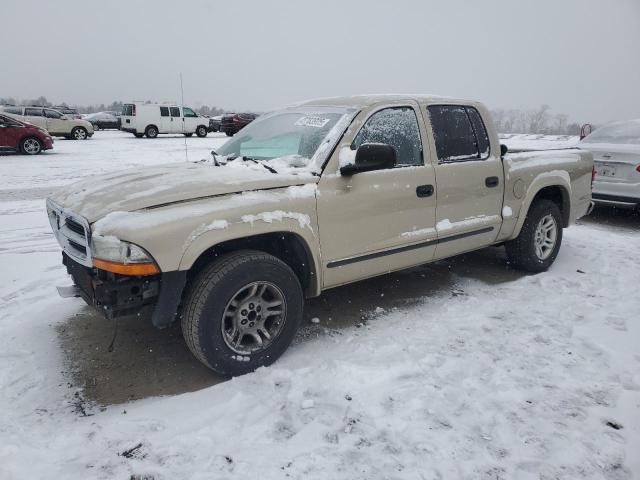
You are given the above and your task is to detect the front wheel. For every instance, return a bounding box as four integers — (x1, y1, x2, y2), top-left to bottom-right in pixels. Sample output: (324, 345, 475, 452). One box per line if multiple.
(225, 131, 233, 137)
(196, 125, 208, 137)
(181, 250, 303, 376)
(20, 137, 43, 155)
(71, 127, 88, 140)
(505, 199, 563, 273)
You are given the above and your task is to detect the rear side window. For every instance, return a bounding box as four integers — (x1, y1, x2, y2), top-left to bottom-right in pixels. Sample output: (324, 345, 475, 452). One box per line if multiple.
(352, 107, 423, 166)
(428, 105, 490, 162)
(122, 104, 135, 116)
(4, 106, 22, 115)
(170, 107, 181, 117)
(25, 108, 43, 117)
(160, 106, 170, 117)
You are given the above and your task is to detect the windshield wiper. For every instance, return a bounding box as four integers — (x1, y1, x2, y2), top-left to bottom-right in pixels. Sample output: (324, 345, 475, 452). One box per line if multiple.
(226, 155, 278, 174)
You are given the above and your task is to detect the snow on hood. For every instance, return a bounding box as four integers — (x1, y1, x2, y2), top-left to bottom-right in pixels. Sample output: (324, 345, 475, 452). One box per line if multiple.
(49, 161, 317, 223)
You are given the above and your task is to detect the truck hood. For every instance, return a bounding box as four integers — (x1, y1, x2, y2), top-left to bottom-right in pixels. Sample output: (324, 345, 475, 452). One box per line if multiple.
(50, 162, 318, 223)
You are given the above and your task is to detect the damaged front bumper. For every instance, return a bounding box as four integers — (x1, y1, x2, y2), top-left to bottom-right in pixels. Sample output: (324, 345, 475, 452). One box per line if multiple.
(61, 253, 186, 328)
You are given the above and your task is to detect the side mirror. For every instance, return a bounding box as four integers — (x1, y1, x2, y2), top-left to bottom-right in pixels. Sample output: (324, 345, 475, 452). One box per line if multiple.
(500, 144, 508, 157)
(340, 143, 397, 175)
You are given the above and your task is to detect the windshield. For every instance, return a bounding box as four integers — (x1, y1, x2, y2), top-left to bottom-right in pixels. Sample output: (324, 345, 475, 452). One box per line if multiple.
(582, 120, 640, 145)
(215, 107, 356, 172)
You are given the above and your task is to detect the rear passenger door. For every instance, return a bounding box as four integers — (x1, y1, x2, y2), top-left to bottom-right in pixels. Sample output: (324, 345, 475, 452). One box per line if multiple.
(424, 104, 504, 259)
(23, 107, 47, 130)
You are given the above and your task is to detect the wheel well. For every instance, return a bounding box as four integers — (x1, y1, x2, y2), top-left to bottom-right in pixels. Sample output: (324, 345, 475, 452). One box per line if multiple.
(187, 232, 317, 297)
(145, 124, 158, 132)
(531, 185, 570, 227)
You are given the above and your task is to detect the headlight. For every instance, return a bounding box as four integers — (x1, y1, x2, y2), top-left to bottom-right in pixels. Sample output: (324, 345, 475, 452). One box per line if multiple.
(91, 234, 159, 276)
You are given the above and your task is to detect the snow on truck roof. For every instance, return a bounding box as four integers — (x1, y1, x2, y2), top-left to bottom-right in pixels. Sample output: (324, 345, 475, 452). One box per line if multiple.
(294, 94, 477, 108)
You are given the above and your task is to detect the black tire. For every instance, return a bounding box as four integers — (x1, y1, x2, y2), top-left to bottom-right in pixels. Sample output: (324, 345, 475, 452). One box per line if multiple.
(19, 136, 43, 155)
(71, 127, 88, 140)
(134, 133, 144, 138)
(184, 133, 193, 137)
(505, 199, 563, 273)
(145, 125, 158, 138)
(225, 131, 234, 137)
(181, 250, 303, 376)
(196, 125, 208, 137)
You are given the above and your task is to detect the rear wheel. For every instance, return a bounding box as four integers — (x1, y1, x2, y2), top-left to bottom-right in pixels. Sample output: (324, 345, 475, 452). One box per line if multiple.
(181, 250, 303, 376)
(145, 125, 158, 138)
(71, 127, 88, 140)
(20, 137, 43, 155)
(505, 199, 563, 272)
(196, 125, 208, 137)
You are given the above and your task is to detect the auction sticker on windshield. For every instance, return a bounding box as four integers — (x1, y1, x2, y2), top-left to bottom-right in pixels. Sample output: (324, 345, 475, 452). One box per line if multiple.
(295, 116, 331, 128)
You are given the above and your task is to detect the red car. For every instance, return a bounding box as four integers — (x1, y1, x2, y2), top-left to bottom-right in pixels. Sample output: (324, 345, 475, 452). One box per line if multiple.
(220, 112, 258, 136)
(0, 113, 53, 155)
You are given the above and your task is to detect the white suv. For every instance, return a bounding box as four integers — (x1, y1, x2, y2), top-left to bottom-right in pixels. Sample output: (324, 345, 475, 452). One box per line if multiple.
(120, 102, 210, 138)
(0, 106, 94, 140)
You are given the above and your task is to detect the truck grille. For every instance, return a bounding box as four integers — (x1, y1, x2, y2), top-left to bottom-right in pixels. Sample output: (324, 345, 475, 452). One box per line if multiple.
(47, 198, 93, 267)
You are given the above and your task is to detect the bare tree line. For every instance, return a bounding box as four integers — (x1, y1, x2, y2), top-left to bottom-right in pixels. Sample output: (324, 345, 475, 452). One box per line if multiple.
(490, 105, 584, 136)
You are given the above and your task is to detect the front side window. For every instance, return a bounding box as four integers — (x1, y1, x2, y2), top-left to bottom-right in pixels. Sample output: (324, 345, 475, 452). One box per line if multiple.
(351, 107, 423, 166)
(170, 107, 181, 117)
(428, 105, 490, 162)
(25, 108, 43, 117)
(183, 107, 197, 118)
(44, 109, 63, 119)
(160, 106, 169, 117)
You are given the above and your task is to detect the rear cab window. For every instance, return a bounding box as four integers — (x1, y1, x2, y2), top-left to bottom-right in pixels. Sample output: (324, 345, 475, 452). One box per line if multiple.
(427, 105, 490, 162)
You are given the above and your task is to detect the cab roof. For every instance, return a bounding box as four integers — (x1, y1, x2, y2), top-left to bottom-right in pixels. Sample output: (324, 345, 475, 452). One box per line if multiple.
(294, 94, 478, 109)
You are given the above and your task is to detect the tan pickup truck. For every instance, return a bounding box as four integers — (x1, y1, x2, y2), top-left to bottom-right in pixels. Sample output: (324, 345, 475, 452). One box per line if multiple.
(47, 95, 594, 375)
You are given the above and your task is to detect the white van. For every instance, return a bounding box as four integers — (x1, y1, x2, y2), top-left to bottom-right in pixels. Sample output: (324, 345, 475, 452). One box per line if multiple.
(120, 102, 210, 138)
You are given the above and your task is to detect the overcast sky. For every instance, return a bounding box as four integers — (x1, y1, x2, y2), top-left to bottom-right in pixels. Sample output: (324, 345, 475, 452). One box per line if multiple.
(1, 0, 639, 123)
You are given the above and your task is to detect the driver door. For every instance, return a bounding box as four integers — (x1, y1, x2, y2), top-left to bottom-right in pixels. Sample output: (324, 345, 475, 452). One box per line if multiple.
(316, 103, 438, 288)
(44, 109, 66, 135)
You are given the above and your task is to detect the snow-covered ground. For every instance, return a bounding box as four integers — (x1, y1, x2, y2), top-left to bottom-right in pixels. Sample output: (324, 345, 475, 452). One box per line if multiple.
(1, 131, 639, 479)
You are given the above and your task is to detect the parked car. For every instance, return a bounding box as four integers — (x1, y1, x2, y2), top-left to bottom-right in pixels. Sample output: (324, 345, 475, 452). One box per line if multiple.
(53, 106, 82, 119)
(208, 115, 223, 132)
(0, 113, 53, 155)
(220, 112, 257, 136)
(120, 102, 209, 138)
(580, 119, 640, 209)
(0, 105, 94, 140)
(46, 94, 593, 376)
(85, 111, 121, 130)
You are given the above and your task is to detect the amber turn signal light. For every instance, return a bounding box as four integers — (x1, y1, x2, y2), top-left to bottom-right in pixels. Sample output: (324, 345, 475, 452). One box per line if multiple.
(93, 258, 160, 276)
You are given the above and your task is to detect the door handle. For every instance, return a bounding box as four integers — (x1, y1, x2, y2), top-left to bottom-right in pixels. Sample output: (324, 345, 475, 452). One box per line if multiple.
(416, 184, 434, 198)
(485, 176, 499, 188)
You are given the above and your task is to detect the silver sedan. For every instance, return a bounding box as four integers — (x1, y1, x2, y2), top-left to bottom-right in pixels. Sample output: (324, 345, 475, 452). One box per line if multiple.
(581, 119, 640, 209)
